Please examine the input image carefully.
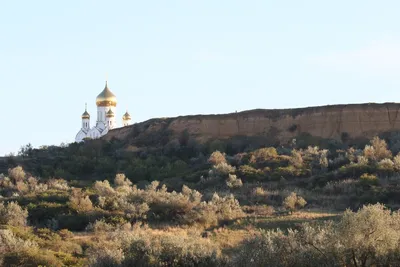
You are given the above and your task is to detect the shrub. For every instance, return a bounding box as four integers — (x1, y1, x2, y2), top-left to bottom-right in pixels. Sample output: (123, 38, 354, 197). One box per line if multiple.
(250, 147, 278, 165)
(289, 150, 303, 168)
(378, 158, 395, 171)
(371, 136, 392, 160)
(88, 228, 227, 267)
(47, 179, 70, 191)
(356, 155, 369, 165)
(184, 193, 244, 227)
(282, 192, 307, 212)
(58, 229, 74, 240)
(360, 173, 378, 186)
(226, 174, 243, 189)
(208, 151, 226, 165)
(67, 188, 93, 213)
(394, 153, 400, 170)
(87, 219, 117, 233)
(209, 162, 236, 178)
(233, 203, 400, 267)
(0, 201, 28, 226)
(0, 229, 39, 265)
(114, 173, 132, 187)
(322, 179, 358, 195)
(238, 165, 266, 181)
(8, 166, 26, 182)
(250, 187, 269, 204)
(94, 180, 116, 197)
(3, 249, 63, 267)
(0, 229, 38, 254)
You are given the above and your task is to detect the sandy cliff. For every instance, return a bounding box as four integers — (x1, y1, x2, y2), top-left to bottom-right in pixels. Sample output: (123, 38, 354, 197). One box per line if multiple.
(103, 103, 400, 145)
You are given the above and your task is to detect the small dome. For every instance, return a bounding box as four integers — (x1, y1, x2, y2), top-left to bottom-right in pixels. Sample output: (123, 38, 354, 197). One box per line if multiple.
(82, 110, 90, 119)
(81, 104, 90, 119)
(96, 81, 117, 107)
(123, 111, 131, 120)
(106, 109, 115, 117)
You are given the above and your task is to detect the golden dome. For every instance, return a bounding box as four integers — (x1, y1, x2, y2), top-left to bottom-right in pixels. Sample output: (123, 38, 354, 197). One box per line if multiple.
(81, 103, 90, 119)
(96, 81, 117, 107)
(122, 111, 131, 120)
(82, 110, 90, 119)
(106, 109, 115, 117)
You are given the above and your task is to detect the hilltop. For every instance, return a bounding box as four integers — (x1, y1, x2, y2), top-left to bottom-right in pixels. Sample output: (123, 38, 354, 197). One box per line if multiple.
(103, 102, 400, 149)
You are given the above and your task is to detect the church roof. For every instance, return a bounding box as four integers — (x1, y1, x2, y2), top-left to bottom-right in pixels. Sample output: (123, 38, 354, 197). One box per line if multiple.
(81, 104, 90, 119)
(96, 81, 117, 107)
(106, 109, 115, 117)
(123, 111, 131, 120)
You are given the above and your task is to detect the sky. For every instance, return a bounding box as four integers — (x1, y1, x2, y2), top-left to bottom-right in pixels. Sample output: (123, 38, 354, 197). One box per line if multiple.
(1, 0, 400, 155)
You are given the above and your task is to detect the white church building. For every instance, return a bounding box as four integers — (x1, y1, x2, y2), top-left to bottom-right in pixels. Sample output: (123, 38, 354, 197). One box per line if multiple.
(75, 81, 131, 142)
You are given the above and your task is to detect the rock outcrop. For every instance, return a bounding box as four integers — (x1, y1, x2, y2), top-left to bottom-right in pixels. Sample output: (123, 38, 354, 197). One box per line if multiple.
(103, 103, 400, 145)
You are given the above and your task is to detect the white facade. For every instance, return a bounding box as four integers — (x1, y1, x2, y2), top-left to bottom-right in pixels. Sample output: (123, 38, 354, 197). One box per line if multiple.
(75, 81, 131, 143)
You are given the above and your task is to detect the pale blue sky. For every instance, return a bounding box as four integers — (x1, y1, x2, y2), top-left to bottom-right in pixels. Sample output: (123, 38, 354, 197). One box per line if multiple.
(1, 0, 400, 155)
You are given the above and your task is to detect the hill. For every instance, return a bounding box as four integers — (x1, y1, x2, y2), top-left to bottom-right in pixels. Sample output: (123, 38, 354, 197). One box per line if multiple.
(104, 102, 400, 147)
(3, 104, 400, 266)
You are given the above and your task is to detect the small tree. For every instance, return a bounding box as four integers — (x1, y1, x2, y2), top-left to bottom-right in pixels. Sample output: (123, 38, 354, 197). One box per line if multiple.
(283, 192, 307, 212)
(208, 151, 226, 165)
(370, 136, 392, 161)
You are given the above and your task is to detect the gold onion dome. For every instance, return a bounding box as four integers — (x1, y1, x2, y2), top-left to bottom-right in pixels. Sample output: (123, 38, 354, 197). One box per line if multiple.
(123, 111, 131, 120)
(106, 109, 115, 117)
(96, 81, 117, 107)
(81, 104, 90, 119)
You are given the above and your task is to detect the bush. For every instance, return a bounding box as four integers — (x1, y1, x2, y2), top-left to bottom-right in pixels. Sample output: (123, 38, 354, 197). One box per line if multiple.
(184, 193, 244, 227)
(67, 188, 93, 213)
(0, 201, 28, 226)
(3, 249, 63, 267)
(250, 187, 269, 204)
(226, 174, 243, 189)
(238, 165, 266, 181)
(282, 192, 307, 212)
(94, 180, 116, 197)
(208, 151, 226, 165)
(360, 173, 378, 186)
(47, 179, 70, 191)
(58, 229, 74, 240)
(233, 203, 400, 267)
(88, 228, 228, 267)
(209, 163, 236, 178)
(0, 229, 38, 264)
(371, 136, 392, 160)
(289, 150, 303, 168)
(8, 166, 26, 182)
(114, 173, 132, 187)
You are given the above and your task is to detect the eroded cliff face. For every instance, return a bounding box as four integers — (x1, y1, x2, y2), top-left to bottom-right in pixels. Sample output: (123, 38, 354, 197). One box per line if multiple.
(103, 103, 400, 145)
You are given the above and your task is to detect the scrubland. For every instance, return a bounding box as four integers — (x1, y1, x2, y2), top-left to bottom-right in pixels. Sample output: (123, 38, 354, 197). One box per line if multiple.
(2, 135, 400, 266)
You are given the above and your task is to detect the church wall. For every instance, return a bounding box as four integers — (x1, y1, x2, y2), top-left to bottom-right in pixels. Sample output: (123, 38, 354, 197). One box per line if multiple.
(82, 118, 90, 129)
(97, 106, 116, 123)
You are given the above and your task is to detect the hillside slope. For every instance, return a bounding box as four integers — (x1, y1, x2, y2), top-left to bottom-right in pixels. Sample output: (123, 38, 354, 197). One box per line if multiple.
(103, 102, 400, 145)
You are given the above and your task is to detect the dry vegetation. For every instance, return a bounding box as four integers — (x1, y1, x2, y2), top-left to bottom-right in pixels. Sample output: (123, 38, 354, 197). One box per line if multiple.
(3, 136, 400, 266)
